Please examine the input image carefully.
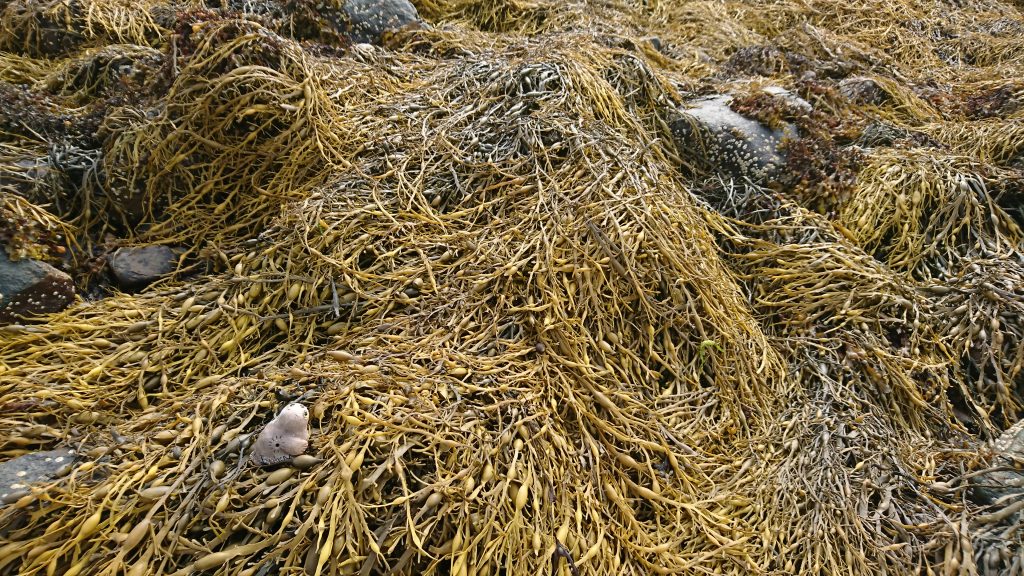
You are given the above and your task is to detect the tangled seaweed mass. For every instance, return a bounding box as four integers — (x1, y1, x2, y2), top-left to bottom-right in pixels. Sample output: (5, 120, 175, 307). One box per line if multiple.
(1, 0, 1024, 573)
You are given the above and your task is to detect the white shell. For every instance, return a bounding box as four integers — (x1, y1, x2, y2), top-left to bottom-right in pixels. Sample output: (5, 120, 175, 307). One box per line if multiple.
(250, 403, 310, 467)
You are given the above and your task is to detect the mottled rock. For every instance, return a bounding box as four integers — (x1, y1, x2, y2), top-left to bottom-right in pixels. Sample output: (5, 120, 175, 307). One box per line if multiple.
(971, 419, 1024, 505)
(857, 122, 909, 147)
(669, 93, 799, 185)
(251, 403, 310, 467)
(191, 0, 420, 48)
(838, 76, 888, 105)
(0, 448, 77, 505)
(0, 250, 74, 323)
(725, 45, 789, 77)
(108, 245, 179, 291)
(342, 0, 421, 44)
(761, 86, 813, 113)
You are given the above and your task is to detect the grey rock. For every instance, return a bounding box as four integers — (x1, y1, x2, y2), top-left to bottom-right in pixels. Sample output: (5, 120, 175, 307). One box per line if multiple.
(0, 448, 77, 505)
(761, 86, 813, 113)
(971, 419, 1024, 505)
(12, 156, 56, 185)
(986, 17, 1024, 37)
(0, 250, 74, 324)
(838, 76, 888, 105)
(108, 245, 178, 291)
(0, 157, 62, 199)
(857, 122, 908, 148)
(669, 93, 799, 185)
(342, 0, 421, 45)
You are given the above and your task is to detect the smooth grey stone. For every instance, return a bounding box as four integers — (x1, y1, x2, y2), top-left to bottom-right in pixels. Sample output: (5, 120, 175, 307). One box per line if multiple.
(108, 245, 179, 291)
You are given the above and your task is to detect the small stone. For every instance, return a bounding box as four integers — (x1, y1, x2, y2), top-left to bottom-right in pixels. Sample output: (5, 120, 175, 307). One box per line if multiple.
(342, 0, 421, 45)
(250, 403, 310, 467)
(108, 245, 179, 291)
(0, 250, 74, 324)
(0, 448, 77, 505)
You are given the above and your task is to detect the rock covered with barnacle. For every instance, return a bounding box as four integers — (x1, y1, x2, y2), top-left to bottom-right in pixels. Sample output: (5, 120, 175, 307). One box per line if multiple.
(250, 402, 310, 467)
(0, 249, 74, 323)
(668, 89, 804, 185)
(0, 448, 77, 505)
(213, 0, 421, 46)
(342, 0, 421, 44)
(970, 419, 1024, 505)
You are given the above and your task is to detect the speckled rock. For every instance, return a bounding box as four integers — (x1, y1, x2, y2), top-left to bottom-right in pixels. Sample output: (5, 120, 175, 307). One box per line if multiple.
(108, 245, 179, 291)
(838, 76, 888, 105)
(761, 85, 813, 113)
(0, 250, 74, 323)
(250, 402, 310, 467)
(669, 93, 799, 185)
(971, 420, 1024, 505)
(342, 0, 421, 44)
(857, 122, 909, 147)
(0, 448, 77, 505)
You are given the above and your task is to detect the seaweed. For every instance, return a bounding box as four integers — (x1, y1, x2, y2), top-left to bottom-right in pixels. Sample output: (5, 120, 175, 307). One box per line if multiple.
(1, 0, 1024, 574)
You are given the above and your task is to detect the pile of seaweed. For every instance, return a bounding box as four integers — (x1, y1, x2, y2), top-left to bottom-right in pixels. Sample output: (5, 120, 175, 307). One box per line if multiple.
(1, 0, 1024, 574)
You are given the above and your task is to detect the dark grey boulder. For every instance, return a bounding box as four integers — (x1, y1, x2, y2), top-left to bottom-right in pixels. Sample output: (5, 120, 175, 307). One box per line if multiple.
(668, 92, 799, 185)
(0, 448, 77, 505)
(342, 0, 421, 45)
(971, 419, 1024, 505)
(108, 245, 179, 291)
(0, 251, 74, 323)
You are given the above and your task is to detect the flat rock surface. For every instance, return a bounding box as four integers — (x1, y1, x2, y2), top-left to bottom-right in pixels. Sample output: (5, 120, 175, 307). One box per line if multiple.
(0, 448, 77, 505)
(0, 250, 74, 323)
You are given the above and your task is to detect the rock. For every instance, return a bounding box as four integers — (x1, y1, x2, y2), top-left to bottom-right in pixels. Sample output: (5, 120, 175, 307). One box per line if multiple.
(725, 45, 789, 77)
(971, 419, 1024, 505)
(857, 122, 909, 147)
(251, 403, 310, 467)
(668, 92, 799, 185)
(838, 76, 888, 105)
(342, 0, 421, 44)
(0, 250, 74, 323)
(761, 85, 813, 113)
(0, 81, 74, 140)
(0, 448, 77, 505)
(6, 157, 59, 197)
(108, 245, 179, 291)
